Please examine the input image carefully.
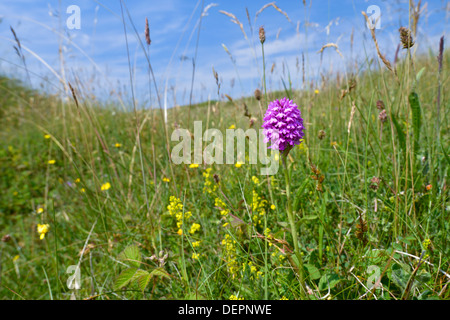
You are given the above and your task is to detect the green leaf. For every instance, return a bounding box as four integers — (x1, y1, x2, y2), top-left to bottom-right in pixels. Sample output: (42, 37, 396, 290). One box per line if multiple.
(118, 244, 142, 268)
(300, 215, 318, 222)
(304, 264, 321, 280)
(150, 267, 171, 280)
(319, 273, 341, 291)
(114, 268, 148, 291)
(389, 263, 410, 290)
(415, 67, 426, 82)
(391, 112, 406, 151)
(408, 91, 422, 153)
(137, 273, 152, 292)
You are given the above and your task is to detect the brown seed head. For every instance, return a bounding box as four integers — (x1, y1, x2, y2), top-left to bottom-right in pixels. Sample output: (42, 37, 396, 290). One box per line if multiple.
(379, 110, 387, 123)
(376, 100, 385, 110)
(213, 174, 220, 184)
(254, 89, 262, 101)
(2, 234, 11, 242)
(318, 130, 326, 140)
(370, 177, 381, 190)
(145, 17, 151, 45)
(437, 36, 444, 73)
(399, 27, 414, 49)
(259, 26, 265, 44)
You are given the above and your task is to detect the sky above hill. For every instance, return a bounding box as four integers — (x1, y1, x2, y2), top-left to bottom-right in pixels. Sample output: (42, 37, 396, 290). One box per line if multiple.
(0, 0, 447, 110)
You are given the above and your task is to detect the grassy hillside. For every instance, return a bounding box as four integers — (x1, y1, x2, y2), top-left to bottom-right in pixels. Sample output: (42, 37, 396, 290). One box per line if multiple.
(0, 45, 448, 300)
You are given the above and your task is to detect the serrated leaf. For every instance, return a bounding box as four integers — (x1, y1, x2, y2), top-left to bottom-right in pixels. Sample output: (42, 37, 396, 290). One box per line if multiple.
(118, 244, 142, 268)
(304, 264, 321, 280)
(150, 267, 170, 280)
(137, 273, 152, 292)
(114, 268, 148, 291)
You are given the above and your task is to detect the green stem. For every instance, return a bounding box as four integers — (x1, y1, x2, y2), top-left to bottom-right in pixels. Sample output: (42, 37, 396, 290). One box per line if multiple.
(283, 156, 306, 299)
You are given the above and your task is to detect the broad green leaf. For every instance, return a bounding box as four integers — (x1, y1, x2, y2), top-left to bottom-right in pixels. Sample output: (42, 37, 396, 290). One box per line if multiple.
(114, 268, 148, 291)
(319, 273, 341, 291)
(304, 264, 321, 280)
(118, 244, 142, 268)
(150, 267, 170, 280)
(137, 273, 152, 292)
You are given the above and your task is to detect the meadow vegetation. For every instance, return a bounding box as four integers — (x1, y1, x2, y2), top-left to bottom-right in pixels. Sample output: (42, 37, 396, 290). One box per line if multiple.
(0, 3, 448, 300)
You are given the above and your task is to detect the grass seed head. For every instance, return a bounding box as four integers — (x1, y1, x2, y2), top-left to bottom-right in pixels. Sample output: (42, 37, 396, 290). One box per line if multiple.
(259, 26, 266, 44)
(399, 27, 414, 49)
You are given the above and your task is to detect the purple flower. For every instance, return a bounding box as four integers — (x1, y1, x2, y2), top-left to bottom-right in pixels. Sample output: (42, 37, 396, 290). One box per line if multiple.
(262, 98, 305, 152)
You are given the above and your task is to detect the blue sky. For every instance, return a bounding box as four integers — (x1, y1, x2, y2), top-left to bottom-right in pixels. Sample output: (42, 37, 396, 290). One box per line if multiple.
(0, 0, 447, 109)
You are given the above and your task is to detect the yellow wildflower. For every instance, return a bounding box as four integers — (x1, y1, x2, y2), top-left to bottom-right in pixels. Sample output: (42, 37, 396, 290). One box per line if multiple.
(37, 223, 50, 240)
(189, 223, 201, 234)
(235, 161, 244, 168)
(192, 253, 200, 260)
(114, 143, 122, 148)
(280, 296, 288, 300)
(229, 294, 244, 300)
(228, 124, 236, 129)
(189, 163, 199, 168)
(44, 134, 51, 139)
(75, 178, 81, 183)
(162, 177, 170, 183)
(36, 207, 44, 214)
(80, 188, 86, 193)
(177, 229, 183, 235)
(252, 176, 260, 184)
(13, 255, 20, 262)
(48, 160, 56, 165)
(270, 204, 276, 210)
(314, 89, 319, 94)
(192, 241, 201, 248)
(101, 182, 111, 191)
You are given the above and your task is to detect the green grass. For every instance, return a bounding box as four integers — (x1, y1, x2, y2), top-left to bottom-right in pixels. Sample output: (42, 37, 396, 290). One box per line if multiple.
(0, 41, 449, 300)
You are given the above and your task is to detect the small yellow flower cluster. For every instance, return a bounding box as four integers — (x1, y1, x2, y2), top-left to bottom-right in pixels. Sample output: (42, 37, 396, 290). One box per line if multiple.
(192, 252, 200, 260)
(214, 198, 230, 216)
(221, 234, 239, 278)
(192, 241, 201, 248)
(202, 168, 217, 194)
(167, 196, 192, 235)
(189, 163, 199, 168)
(235, 161, 244, 168)
(251, 190, 268, 226)
(37, 223, 50, 240)
(189, 223, 201, 234)
(242, 261, 263, 280)
(298, 139, 308, 153)
(280, 296, 289, 300)
(251, 176, 260, 184)
(271, 251, 286, 264)
(423, 239, 431, 250)
(229, 294, 244, 300)
(162, 177, 170, 183)
(101, 182, 111, 191)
